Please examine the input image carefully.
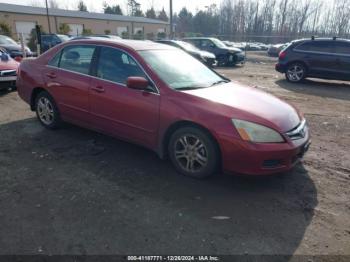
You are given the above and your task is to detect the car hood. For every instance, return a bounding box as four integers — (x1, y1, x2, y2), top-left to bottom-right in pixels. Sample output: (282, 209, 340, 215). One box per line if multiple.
(183, 82, 301, 132)
(199, 50, 216, 58)
(227, 47, 243, 52)
(0, 44, 21, 51)
(0, 57, 19, 70)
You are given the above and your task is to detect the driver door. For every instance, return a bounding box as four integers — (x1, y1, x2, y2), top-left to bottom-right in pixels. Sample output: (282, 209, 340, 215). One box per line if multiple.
(89, 46, 160, 148)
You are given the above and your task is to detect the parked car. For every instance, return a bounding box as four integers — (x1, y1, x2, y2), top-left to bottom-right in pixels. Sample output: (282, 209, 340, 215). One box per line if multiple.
(0, 35, 33, 59)
(17, 39, 310, 178)
(267, 43, 288, 57)
(155, 40, 216, 67)
(41, 34, 70, 53)
(0, 48, 19, 91)
(276, 38, 350, 83)
(183, 37, 245, 66)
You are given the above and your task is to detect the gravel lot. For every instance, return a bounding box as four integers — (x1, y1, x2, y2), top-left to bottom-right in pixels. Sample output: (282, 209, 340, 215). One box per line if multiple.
(0, 52, 349, 258)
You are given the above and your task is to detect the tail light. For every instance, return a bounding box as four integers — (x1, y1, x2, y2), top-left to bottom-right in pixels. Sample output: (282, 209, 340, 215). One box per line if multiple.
(279, 51, 287, 59)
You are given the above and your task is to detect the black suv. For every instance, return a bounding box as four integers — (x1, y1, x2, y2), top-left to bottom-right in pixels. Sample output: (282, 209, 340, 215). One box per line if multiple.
(183, 37, 245, 66)
(41, 34, 70, 53)
(276, 38, 350, 83)
(155, 40, 216, 66)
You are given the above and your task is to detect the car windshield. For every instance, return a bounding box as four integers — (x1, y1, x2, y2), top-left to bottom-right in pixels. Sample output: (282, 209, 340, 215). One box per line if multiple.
(211, 38, 227, 48)
(175, 41, 200, 52)
(57, 35, 70, 42)
(139, 49, 226, 90)
(0, 36, 17, 45)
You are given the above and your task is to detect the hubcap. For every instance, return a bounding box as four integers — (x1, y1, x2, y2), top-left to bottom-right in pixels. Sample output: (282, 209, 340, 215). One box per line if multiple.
(37, 97, 54, 125)
(174, 135, 208, 173)
(287, 65, 304, 82)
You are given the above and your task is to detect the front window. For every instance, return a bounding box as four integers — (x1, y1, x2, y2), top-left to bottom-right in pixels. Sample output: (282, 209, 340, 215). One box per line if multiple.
(175, 41, 200, 52)
(139, 49, 225, 90)
(96, 46, 147, 85)
(211, 38, 227, 48)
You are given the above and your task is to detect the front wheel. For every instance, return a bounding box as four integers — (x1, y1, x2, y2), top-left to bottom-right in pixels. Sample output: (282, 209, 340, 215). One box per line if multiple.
(285, 63, 306, 83)
(168, 127, 219, 179)
(35, 91, 62, 129)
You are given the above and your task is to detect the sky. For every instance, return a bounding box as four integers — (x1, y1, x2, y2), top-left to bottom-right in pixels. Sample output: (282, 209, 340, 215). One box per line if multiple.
(0, 0, 219, 14)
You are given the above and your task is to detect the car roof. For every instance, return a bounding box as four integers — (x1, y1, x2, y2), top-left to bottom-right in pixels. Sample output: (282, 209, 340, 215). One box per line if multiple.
(292, 38, 350, 44)
(65, 39, 176, 51)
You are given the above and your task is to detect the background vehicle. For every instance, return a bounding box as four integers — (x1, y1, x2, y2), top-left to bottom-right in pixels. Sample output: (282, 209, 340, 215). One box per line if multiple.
(0, 35, 32, 59)
(0, 48, 18, 91)
(41, 34, 70, 53)
(70, 35, 122, 41)
(155, 40, 216, 66)
(267, 43, 288, 57)
(17, 39, 309, 178)
(183, 37, 245, 66)
(276, 38, 350, 83)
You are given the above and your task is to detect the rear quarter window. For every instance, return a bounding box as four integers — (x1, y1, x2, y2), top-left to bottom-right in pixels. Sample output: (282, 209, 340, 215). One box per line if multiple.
(295, 41, 334, 53)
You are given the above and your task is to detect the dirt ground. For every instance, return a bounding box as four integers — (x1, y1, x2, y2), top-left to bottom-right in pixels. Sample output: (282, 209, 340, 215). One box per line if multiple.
(0, 52, 349, 258)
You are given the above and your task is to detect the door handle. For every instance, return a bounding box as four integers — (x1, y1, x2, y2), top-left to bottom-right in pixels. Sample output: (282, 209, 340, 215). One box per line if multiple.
(46, 72, 57, 79)
(91, 86, 105, 93)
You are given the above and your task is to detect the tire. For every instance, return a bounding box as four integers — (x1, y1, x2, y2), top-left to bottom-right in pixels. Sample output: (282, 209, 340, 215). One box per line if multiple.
(285, 63, 306, 83)
(168, 126, 219, 179)
(34, 91, 62, 129)
(217, 55, 228, 67)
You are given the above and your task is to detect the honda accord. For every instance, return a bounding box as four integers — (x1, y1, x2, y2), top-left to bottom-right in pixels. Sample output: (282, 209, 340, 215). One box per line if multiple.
(17, 39, 310, 178)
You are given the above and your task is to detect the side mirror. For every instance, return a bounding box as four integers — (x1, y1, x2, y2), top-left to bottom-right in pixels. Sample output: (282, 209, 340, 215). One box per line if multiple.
(126, 76, 149, 90)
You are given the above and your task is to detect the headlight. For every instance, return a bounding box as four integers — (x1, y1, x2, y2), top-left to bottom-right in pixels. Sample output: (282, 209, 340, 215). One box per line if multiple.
(232, 119, 284, 143)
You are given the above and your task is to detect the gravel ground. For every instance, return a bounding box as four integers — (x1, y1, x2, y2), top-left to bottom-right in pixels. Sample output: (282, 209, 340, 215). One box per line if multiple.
(0, 52, 349, 258)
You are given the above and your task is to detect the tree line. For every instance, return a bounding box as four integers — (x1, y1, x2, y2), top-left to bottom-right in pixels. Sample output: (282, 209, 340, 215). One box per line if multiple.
(30, 0, 350, 43)
(173, 0, 350, 43)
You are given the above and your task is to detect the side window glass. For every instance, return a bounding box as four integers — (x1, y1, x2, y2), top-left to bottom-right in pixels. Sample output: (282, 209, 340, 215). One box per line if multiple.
(335, 42, 350, 55)
(60, 45, 95, 75)
(48, 50, 61, 67)
(97, 47, 147, 85)
(296, 41, 333, 53)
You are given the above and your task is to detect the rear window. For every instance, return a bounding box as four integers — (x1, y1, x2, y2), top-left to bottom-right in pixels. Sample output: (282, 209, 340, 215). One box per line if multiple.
(59, 45, 96, 75)
(295, 41, 334, 53)
(334, 42, 350, 55)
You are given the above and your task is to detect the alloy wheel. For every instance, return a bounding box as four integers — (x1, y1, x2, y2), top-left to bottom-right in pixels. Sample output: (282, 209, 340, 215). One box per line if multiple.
(287, 65, 305, 82)
(174, 135, 208, 173)
(37, 97, 55, 125)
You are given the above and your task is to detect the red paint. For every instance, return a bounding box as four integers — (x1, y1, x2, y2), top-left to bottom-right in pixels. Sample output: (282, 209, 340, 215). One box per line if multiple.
(17, 40, 310, 175)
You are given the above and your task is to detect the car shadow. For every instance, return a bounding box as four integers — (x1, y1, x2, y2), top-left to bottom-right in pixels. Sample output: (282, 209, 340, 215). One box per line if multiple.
(0, 118, 318, 256)
(276, 78, 350, 101)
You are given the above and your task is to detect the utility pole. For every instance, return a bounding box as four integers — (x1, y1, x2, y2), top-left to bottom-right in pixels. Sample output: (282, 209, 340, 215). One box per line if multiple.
(45, 0, 52, 33)
(169, 0, 173, 39)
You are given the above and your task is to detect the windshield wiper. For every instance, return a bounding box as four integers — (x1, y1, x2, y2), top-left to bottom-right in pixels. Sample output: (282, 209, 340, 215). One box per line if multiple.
(174, 86, 206, 90)
(210, 80, 229, 87)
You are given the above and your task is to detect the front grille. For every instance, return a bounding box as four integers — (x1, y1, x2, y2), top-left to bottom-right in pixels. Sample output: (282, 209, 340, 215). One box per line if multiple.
(286, 119, 307, 140)
(0, 70, 16, 77)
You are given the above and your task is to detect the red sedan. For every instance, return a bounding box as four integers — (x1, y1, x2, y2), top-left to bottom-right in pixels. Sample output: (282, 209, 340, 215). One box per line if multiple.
(17, 39, 310, 178)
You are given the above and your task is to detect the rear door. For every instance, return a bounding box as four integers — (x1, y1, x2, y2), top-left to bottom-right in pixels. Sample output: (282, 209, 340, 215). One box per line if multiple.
(294, 41, 338, 78)
(89, 46, 160, 148)
(334, 41, 350, 80)
(43, 44, 96, 126)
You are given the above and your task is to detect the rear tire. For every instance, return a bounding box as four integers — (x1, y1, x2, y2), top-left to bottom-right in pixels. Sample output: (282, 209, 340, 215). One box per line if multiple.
(168, 126, 219, 179)
(35, 91, 62, 129)
(285, 63, 306, 83)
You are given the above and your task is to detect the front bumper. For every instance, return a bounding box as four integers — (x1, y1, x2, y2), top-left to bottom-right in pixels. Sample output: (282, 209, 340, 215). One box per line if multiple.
(219, 128, 311, 175)
(234, 52, 246, 63)
(0, 79, 16, 90)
